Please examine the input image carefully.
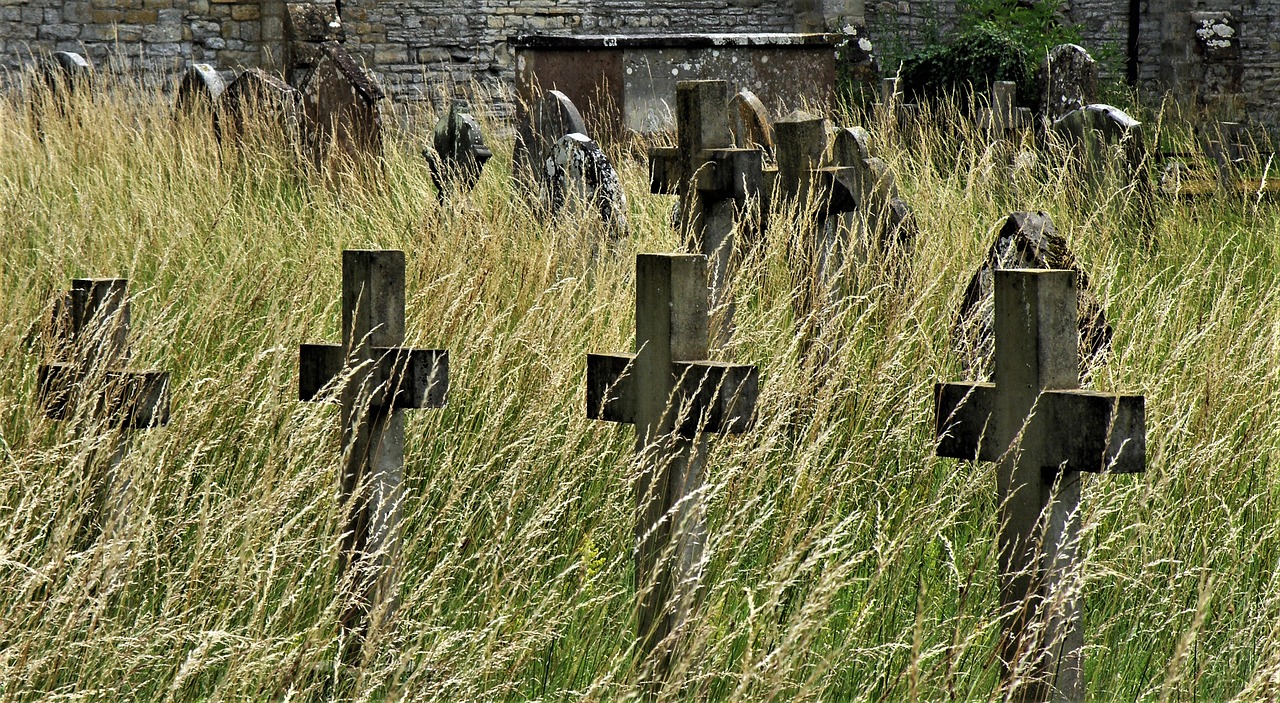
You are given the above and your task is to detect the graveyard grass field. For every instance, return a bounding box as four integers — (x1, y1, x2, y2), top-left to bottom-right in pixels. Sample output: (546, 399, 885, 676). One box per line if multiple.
(5, 77, 1280, 702)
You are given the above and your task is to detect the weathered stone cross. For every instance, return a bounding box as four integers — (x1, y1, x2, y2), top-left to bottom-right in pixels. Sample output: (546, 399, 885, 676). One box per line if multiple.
(586, 253, 759, 683)
(38, 279, 170, 537)
(299, 250, 449, 664)
(935, 269, 1145, 703)
(39, 278, 169, 434)
(650, 80, 765, 345)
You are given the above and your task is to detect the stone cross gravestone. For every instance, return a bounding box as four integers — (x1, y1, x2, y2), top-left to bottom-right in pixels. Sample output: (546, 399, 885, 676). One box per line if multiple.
(1038, 44, 1098, 125)
(38, 279, 170, 536)
(216, 68, 302, 145)
(424, 99, 493, 200)
(649, 80, 766, 345)
(586, 253, 758, 684)
(954, 212, 1111, 380)
(542, 132, 629, 238)
(174, 63, 226, 116)
(298, 41, 385, 170)
(771, 111, 827, 206)
(935, 268, 1145, 703)
(299, 250, 449, 665)
(514, 88, 588, 187)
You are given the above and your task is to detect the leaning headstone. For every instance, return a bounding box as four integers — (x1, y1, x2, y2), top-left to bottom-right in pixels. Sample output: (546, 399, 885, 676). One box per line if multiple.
(284, 1, 343, 88)
(174, 63, 226, 116)
(1051, 104, 1148, 196)
(829, 127, 917, 255)
(542, 132, 629, 238)
(953, 211, 1111, 379)
(649, 80, 766, 345)
(37, 279, 170, 539)
(935, 268, 1145, 703)
(1038, 44, 1098, 125)
(514, 89, 588, 186)
(423, 99, 493, 199)
(298, 41, 384, 169)
(728, 89, 774, 159)
(299, 250, 449, 667)
(587, 253, 758, 689)
(215, 68, 302, 145)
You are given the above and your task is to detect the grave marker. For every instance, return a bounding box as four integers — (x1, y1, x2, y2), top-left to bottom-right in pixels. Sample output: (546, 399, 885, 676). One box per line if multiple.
(542, 132, 629, 238)
(1051, 103, 1146, 188)
(954, 212, 1111, 380)
(1038, 44, 1098, 125)
(424, 99, 493, 199)
(298, 41, 385, 170)
(299, 250, 449, 664)
(174, 63, 226, 115)
(514, 88, 588, 186)
(649, 80, 765, 345)
(284, 1, 344, 88)
(727, 89, 774, 160)
(37, 279, 170, 536)
(216, 68, 302, 145)
(985, 81, 1031, 138)
(935, 268, 1145, 703)
(43, 51, 92, 98)
(586, 253, 758, 683)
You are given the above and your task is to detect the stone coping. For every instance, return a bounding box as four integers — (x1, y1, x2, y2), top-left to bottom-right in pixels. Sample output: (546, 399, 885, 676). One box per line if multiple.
(509, 33, 840, 49)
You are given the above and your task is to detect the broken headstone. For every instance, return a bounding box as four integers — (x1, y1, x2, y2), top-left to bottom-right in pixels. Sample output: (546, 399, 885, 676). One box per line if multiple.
(216, 68, 302, 145)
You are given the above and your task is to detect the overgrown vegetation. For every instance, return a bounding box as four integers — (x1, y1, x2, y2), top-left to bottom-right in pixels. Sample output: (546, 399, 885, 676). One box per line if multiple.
(2, 71, 1280, 701)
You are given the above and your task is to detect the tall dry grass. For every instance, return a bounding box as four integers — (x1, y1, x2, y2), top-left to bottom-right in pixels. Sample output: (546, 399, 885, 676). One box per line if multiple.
(1, 68, 1279, 701)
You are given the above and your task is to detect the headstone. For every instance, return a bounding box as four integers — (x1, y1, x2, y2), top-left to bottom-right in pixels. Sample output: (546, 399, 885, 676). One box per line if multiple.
(986, 81, 1031, 138)
(727, 89, 774, 160)
(174, 63, 226, 115)
(216, 68, 302, 145)
(829, 127, 917, 255)
(423, 99, 493, 200)
(1038, 45, 1098, 125)
(299, 250, 449, 666)
(37, 279, 170, 537)
(514, 89, 588, 186)
(1051, 104, 1148, 194)
(542, 132, 629, 238)
(649, 80, 766, 345)
(953, 212, 1111, 379)
(284, 1, 344, 88)
(772, 111, 827, 205)
(1198, 120, 1251, 190)
(37, 51, 92, 120)
(298, 41, 385, 169)
(586, 253, 758, 686)
(935, 268, 1145, 703)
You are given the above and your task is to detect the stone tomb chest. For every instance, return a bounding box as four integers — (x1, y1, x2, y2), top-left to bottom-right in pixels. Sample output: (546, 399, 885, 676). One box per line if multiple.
(510, 33, 838, 139)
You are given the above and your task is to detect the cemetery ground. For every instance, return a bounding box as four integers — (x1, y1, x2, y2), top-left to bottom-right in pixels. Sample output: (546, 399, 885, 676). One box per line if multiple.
(4, 79, 1280, 702)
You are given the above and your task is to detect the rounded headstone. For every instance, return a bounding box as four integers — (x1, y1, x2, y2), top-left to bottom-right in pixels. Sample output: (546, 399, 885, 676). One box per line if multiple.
(830, 126, 872, 169)
(515, 89, 587, 184)
(728, 89, 774, 158)
(175, 63, 226, 114)
(542, 132, 629, 237)
(43, 51, 92, 98)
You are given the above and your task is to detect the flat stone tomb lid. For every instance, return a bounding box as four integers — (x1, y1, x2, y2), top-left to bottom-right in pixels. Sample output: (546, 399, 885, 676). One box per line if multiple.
(509, 33, 840, 49)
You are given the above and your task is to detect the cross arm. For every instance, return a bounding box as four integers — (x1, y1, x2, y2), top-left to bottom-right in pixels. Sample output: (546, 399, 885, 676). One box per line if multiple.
(935, 381, 999, 461)
(38, 361, 170, 428)
(672, 361, 757, 435)
(650, 147, 682, 195)
(300, 343, 449, 409)
(1041, 389, 1145, 474)
(696, 148, 764, 200)
(587, 353, 636, 424)
(587, 355, 758, 434)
